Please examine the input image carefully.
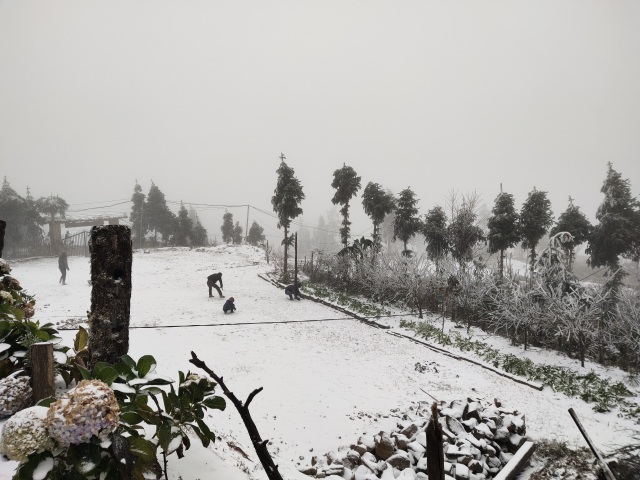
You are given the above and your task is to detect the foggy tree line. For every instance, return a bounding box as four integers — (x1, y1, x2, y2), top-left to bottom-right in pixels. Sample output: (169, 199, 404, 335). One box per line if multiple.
(0, 177, 70, 249)
(219, 211, 265, 246)
(129, 181, 208, 248)
(271, 159, 639, 281)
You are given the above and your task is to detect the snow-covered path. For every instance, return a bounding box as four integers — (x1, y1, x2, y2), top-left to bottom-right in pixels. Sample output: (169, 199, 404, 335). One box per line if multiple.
(2, 245, 638, 480)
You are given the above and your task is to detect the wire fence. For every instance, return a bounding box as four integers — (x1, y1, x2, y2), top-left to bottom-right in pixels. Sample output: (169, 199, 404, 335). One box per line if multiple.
(4, 230, 90, 260)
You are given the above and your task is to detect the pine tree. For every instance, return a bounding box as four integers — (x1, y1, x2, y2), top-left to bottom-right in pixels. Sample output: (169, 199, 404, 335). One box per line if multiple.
(129, 181, 146, 248)
(487, 191, 520, 279)
(145, 182, 174, 244)
(393, 187, 422, 256)
(361, 182, 395, 248)
(520, 188, 554, 274)
(331, 164, 361, 247)
(174, 203, 194, 246)
(587, 163, 640, 271)
(192, 219, 208, 247)
(233, 222, 243, 244)
(221, 212, 234, 243)
(447, 200, 484, 267)
(423, 206, 449, 268)
(247, 221, 265, 246)
(550, 197, 592, 271)
(271, 158, 305, 279)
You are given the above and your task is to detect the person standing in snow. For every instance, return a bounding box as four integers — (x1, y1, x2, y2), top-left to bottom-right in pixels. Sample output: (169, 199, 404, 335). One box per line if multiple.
(223, 297, 236, 313)
(285, 281, 302, 300)
(207, 272, 225, 298)
(58, 251, 69, 285)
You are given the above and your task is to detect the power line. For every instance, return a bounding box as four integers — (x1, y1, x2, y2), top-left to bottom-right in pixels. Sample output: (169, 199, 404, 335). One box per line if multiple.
(55, 312, 414, 331)
(67, 201, 131, 213)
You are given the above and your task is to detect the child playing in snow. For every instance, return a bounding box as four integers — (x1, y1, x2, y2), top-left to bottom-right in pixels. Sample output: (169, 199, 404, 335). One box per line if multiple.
(223, 297, 236, 313)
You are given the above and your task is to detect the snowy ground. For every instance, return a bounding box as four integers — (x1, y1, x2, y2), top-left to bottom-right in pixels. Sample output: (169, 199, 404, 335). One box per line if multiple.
(1, 245, 639, 480)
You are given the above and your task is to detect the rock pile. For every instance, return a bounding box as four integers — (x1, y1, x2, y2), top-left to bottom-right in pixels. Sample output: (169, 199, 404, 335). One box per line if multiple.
(299, 398, 528, 480)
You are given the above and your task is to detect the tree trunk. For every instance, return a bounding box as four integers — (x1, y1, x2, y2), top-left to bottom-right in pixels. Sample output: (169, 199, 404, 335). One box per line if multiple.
(499, 248, 504, 280)
(529, 246, 536, 281)
(283, 226, 288, 279)
(88, 225, 132, 368)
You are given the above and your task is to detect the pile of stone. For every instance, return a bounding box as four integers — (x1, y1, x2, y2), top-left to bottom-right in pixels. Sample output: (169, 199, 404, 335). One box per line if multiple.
(298, 398, 528, 480)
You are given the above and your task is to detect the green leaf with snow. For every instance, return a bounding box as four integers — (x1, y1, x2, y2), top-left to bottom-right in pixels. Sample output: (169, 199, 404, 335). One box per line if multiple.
(136, 355, 156, 378)
(203, 396, 226, 411)
(92, 362, 119, 385)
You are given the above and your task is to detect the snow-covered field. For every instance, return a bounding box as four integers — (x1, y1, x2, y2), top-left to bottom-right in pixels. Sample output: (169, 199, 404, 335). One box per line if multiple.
(1, 245, 638, 480)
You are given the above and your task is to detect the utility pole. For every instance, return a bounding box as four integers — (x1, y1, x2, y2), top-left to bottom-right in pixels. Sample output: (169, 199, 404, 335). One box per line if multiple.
(139, 203, 144, 249)
(294, 232, 298, 285)
(245, 205, 249, 244)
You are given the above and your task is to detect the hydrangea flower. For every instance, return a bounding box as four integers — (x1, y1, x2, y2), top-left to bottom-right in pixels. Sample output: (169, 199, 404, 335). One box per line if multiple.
(45, 379, 120, 447)
(2, 275, 20, 289)
(0, 375, 33, 418)
(0, 258, 10, 275)
(0, 406, 52, 461)
(0, 290, 13, 304)
(21, 302, 36, 319)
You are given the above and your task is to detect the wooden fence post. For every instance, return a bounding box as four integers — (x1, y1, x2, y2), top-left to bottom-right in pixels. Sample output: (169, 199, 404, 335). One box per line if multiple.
(426, 402, 444, 480)
(31, 342, 55, 402)
(0, 219, 6, 257)
(88, 225, 132, 368)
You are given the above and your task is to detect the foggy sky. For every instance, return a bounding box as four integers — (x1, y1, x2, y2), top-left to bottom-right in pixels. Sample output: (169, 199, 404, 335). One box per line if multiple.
(1, 0, 639, 244)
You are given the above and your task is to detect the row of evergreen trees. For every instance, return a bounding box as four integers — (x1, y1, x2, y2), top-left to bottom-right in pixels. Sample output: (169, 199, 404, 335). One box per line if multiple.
(219, 212, 266, 246)
(270, 159, 639, 281)
(129, 181, 208, 247)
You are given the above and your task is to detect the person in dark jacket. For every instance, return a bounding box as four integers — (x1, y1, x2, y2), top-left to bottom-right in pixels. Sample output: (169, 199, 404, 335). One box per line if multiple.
(58, 251, 69, 285)
(285, 281, 302, 300)
(223, 297, 236, 313)
(207, 272, 225, 298)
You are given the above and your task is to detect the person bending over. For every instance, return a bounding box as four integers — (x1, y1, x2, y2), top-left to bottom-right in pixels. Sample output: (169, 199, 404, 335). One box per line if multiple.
(207, 272, 225, 298)
(285, 281, 302, 300)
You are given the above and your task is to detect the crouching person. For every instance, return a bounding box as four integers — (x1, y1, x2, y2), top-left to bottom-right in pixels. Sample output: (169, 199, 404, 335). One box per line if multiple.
(285, 281, 302, 300)
(223, 297, 236, 313)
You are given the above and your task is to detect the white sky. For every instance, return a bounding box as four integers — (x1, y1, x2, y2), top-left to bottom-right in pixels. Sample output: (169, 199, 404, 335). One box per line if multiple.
(1, 0, 639, 240)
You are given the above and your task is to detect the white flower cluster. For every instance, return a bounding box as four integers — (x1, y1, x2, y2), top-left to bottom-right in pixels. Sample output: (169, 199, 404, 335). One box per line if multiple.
(181, 373, 214, 389)
(0, 290, 14, 304)
(45, 379, 120, 447)
(0, 406, 52, 461)
(0, 375, 33, 418)
(0, 258, 10, 275)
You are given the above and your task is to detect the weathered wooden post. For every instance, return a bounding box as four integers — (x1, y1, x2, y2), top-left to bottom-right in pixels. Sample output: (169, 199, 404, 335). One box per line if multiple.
(426, 402, 444, 480)
(30, 342, 55, 401)
(88, 225, 132, 368)
(0, 219, 6, 257)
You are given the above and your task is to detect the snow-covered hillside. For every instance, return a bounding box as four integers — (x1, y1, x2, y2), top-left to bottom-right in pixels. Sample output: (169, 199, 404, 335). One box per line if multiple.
(1, 245, 638, 480)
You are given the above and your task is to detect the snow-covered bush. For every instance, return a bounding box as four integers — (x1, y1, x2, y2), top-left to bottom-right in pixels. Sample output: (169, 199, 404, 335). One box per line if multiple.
(0, 406, 52, 461)
(45, 379, 120, 446)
